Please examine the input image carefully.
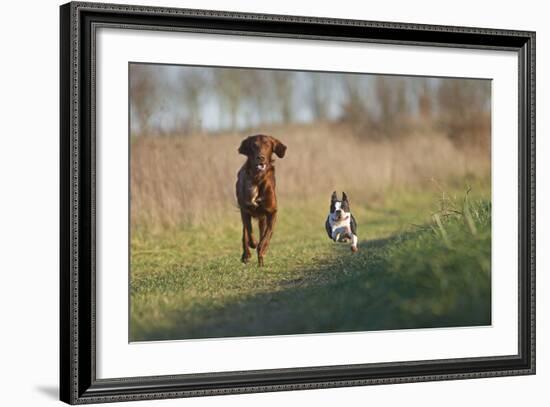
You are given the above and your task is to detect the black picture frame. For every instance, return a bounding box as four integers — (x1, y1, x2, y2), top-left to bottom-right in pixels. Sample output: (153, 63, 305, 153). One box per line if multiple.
(60, 1, 536, 404)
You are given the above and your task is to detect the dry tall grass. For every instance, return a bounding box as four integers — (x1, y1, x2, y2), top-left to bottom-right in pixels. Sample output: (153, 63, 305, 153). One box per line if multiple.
(131, 122, 490, 231)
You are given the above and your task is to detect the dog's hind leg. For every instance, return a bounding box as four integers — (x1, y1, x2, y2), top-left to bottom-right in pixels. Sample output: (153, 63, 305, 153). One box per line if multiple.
(258, 215, 267, 241)
(257, 211, 277, 267)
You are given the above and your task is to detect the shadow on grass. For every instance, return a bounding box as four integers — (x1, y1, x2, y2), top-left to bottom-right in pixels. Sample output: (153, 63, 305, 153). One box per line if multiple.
(133, 229, 491, 342)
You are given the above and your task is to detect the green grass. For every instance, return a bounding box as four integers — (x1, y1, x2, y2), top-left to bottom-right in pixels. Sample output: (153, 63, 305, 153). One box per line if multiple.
(130, 185, 491, 341)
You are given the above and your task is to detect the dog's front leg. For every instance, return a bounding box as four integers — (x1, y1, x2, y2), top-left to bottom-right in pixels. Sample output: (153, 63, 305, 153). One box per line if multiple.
(344, 225, 358, 252)
(240, 210, 253, 263)
(257, 210, 277, 266)
(351, 234, 358, 252)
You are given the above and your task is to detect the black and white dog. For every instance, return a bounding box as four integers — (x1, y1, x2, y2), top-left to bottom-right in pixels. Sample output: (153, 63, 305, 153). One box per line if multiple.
(325, 191, 358, 252)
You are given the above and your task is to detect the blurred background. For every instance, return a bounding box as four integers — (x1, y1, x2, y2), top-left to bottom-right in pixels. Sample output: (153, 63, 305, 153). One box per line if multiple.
(130, 63, 491, 230)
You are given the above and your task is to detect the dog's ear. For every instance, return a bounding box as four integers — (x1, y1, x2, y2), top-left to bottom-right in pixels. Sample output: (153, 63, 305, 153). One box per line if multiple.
(342, 192, 349, 203)
(270, 136, 287, 158)
(238, 137, 252, 156)
(331, 191, 338, 202)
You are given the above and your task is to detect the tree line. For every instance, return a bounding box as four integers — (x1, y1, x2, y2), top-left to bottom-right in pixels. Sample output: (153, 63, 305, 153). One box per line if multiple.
(130, 64, 491, 146)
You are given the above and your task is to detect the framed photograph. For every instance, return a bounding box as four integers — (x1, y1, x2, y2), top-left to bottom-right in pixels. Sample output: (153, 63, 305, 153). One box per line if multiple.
(60, 1, 535, 404)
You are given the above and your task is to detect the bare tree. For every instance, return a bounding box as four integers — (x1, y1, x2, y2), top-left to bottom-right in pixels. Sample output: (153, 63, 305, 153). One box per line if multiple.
(177, 68, 205, 134)
(438, 79, 490, 119)
(130, 65, 158, 135)
(216, 69, 246, 131)
(394, 78, 409, 119)
(375, 77, 409, 125)
(308, 73, 330, 121)
(341, 76, 367, 121)
(239, 70, 271, 128)
(416, 78, 433, 120)
(437, 79, 491, 147)
(270, 71, 294, 124)
(375, 77, 392, 126)
(338, 75, 375, 139)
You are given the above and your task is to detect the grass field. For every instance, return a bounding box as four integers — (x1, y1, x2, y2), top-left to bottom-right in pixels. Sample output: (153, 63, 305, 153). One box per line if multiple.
(130, 183, 491, 342)
(130, 123, 490, 229)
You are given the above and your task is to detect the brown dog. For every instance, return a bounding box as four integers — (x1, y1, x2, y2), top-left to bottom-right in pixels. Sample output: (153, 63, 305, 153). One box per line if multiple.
(236, 134, 287, 266)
